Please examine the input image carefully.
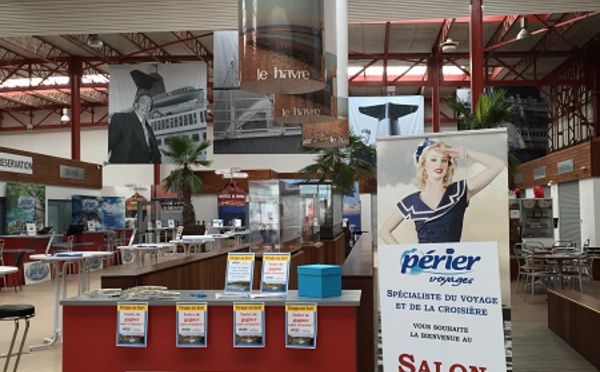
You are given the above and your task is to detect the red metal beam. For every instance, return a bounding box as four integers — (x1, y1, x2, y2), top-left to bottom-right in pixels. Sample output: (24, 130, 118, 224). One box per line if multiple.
(120, 33, 172, 61)
(70, 57, 82, 160)
(429, 55, 441, 132)
(349, 59, 380, 81)
(470, 0, 484, 110)
(0, 120, 108, 132)
(170, 32, 213, 63)
(485, 15, 521, 49)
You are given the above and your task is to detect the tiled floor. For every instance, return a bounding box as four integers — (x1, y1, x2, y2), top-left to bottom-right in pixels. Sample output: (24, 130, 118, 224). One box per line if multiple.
(1, 266, 598, 371)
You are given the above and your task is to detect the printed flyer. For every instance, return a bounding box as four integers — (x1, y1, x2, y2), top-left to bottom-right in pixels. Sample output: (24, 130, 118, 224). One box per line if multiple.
(285, 302, 317, 349)
(176, 302, 207, 348)
(260, 252, 291, 293)
(233, 302, 265, 348)
(225, 253, 255, 293)
(116, 302, 148, 347)
(378, 242, 506, 372)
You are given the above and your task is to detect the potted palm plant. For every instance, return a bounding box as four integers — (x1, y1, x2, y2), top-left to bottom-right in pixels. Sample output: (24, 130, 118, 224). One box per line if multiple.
(447, 89, 521, 187)
(161, 135, 212, 230)
(299, 133, 376, 195)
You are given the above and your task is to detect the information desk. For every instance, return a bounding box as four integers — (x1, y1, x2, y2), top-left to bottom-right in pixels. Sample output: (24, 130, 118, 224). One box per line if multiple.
(61, 290, 360, 372)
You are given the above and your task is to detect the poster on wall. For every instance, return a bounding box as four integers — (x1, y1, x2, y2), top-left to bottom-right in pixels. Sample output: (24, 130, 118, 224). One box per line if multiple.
(378, 242, 506, 371)
(108, 62, 208, 164)
(72, 195, 126, 230)
(349, 96, 424, 146)
(6, 182, 45, 235)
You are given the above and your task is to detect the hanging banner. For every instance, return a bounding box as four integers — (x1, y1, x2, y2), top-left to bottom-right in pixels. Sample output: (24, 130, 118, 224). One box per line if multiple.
(218, 181, 247, 226)
(260, 252, 291, 293)
(213, 30, 299, 154)
(377, 129, 510, 371)
(108, 62, 208, 164)
(176, 302, 208, 348)
(233, 302, 265, 348)
(225, 253, 255, 293)
(116, 302, 148, 347)
(349, 96, 424, 146)
(285, 302, 317, 349)
(6, 182, 45, 235)
(378, 242, 506, 371)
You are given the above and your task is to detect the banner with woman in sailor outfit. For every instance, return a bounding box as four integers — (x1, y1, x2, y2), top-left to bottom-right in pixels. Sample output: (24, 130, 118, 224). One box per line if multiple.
(376, 129, 510, 371)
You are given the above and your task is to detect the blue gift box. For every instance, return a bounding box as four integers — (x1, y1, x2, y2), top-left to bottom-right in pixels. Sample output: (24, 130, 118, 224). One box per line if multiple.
(298, 264, 342, 298)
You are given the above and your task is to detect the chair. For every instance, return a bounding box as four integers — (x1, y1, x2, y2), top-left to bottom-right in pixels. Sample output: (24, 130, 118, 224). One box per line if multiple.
(517, 248, 553, 301)
(0, 304, 35, 372)
(53, 236, 79, 275)
(5, 252, 27, 292)
(0, 239, 6, 290)
(103, 231, 119, 267)
(0, 239, 5, 266)
(120, 229, 137, 265)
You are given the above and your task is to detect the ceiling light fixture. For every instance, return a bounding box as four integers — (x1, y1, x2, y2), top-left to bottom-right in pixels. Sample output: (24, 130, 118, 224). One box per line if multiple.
(86, 34, 104, 49)
(516, 18, 531, 41)
(440, 38, 459, 53)
(60, 108, 70, 123)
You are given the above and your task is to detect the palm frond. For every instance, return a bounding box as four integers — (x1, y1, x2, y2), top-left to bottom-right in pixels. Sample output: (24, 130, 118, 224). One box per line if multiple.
(160, 135, 211, 225)
(299, 133, 376, 195)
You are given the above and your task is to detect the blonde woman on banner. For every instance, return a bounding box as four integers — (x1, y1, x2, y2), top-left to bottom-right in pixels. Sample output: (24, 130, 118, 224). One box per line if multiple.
(379, 138, 504, 244)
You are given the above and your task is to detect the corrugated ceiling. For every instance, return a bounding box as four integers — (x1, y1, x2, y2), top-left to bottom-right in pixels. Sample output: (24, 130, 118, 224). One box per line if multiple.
(0, 0, 599, 36)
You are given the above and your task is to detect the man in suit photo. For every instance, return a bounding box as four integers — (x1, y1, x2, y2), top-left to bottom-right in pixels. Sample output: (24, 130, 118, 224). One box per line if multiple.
(108, 70, 162, 164)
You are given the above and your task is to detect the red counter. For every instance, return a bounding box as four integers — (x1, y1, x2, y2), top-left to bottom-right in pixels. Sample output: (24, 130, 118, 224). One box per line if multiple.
(62, 291, 360, 372)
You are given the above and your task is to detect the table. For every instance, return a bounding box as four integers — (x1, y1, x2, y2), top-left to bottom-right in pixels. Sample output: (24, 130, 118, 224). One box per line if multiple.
(533, 253, 587, 290)
(0, 266, 18, 283)
(228, 230, 249, 246)
(117, 244, 175, 268)
(209, 233, 231, 250)
(152, 227, 177, 242)
(28, 251, 113, 350)
(170, 236, 215, 256)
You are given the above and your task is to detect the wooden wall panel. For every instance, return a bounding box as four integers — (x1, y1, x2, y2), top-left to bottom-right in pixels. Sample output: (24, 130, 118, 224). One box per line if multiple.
(548, 290, 600, 370)
(0, 146, 102, 189)
(322, 233, 346, 265)
(514, 141, 592, 189)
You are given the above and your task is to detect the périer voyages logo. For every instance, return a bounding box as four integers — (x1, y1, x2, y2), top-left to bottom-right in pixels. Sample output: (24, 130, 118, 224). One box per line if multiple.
(399, 248, 482, 287)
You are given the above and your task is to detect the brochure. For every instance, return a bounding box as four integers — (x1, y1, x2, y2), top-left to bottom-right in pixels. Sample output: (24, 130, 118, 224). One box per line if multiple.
(233, 302, 265, 348)
(176, 302, 207, 348)
(225, 253, 255, 293)
(285, 302, 318, 349)
(260, 252, 291, 294)
(116, 302, 148, 347)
